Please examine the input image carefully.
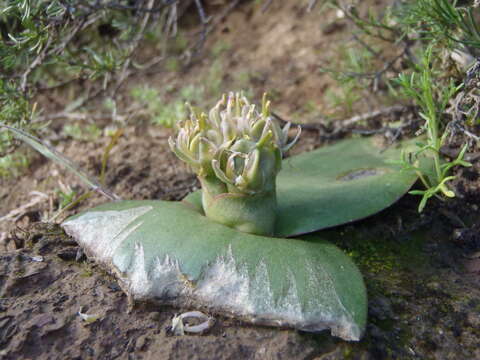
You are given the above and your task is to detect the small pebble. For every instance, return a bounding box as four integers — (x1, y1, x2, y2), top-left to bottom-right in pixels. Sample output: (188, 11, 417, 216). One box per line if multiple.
(57, 248, 79, 261)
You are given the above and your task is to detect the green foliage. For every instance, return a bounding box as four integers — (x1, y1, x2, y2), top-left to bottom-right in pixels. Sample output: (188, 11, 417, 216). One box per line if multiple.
(165, 57, 180, 72)
(131, 85, 187, 128)
(320, 39, 385, 117)
(0, 79, 30, 124)
(56, 186, 78, 209)
(0, 0, 245, 179)
(0, 0, 144, 73)
(329, 0, 398, 42)
(211, 40, 231, 57)
(0, 78, 32, 153)
(204, 59, 224, 97)
(325, 0, 479, 211)
(0, 0, 183, 176)
(326, 0, 480, 91)
(130, 58, 229, 128)
(178, 84, 203, 101)
(1, 0, 53, 70)
(77, 48, 124, 83)
(0, 152, 28, 177)
(171, 33, 189, 53)
(395, 47, 471, 212)
(232, 70, 251, 89)
(325, 81, 361, 117)
(63, 123, 102, 141)
(397, 0, 480, 49)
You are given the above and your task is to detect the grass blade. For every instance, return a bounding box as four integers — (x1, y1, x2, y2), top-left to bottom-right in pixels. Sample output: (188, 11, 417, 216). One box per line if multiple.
(0, 123, 121, 201)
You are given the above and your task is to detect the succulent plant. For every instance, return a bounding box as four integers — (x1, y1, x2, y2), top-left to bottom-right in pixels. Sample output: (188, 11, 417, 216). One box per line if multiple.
(2, 93, 428, 341)
(169, 92, 300, 235)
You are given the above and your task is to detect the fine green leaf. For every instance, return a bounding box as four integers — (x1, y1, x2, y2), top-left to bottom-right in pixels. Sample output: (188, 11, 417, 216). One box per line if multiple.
(0, 124, 120, 201)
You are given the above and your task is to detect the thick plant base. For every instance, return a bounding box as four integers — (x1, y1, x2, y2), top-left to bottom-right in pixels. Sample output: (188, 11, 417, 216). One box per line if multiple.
(201, 184, 277, 236)
(62, 200, 367, 341)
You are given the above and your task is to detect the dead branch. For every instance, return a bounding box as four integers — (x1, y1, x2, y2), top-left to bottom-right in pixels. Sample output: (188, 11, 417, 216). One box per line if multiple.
(352, 34, 382, 58)
(20, 36, 54, 93)
(77, 0, 174, 13)
(20, 12, 104, 94)
(340, 105, 407, 127)
(334, 45, 409, 92)
(335, 2, 397, 42)
(114, 0, 157, 94)
(185, 0, 239, 61)
(446, 59, 480, 144)
(307, 0, 319, 12)
(0, 191, 49, 223)
(273, 105, 408, 131)
(262, 0, 275, 12)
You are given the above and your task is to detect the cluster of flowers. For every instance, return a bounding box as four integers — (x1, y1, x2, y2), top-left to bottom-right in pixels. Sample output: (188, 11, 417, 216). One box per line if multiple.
(169, 92, 300, 195)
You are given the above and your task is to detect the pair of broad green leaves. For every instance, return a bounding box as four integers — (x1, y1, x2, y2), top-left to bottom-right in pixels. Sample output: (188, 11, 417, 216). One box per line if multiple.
(62, 136, 419, 341)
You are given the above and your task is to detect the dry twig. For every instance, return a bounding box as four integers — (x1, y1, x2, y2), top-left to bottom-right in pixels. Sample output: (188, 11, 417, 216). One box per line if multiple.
(340, 105, 407, 127)
(115, 0, 157, 94)
(273, 105, 408, 131)
(307, 0, 319, 12)
(0, 192, 49, 223)
(20, 36, 54, 93)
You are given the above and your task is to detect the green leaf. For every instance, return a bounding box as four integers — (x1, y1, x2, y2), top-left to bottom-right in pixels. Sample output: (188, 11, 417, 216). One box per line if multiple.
(62, 200, 367, 341)
(408, 190, 426, 195)
(0, 124, 120, 201)
(456, 160, 472, 167)
(186, 137, 420, 237)
(418, 193, 430, 213)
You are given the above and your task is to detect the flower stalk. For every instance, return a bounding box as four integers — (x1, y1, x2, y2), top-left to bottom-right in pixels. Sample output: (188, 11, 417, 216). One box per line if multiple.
(169, 92, 300, 235)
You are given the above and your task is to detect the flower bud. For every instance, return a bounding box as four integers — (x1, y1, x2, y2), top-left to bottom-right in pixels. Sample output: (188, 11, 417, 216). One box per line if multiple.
(169, 92, 300, 235)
